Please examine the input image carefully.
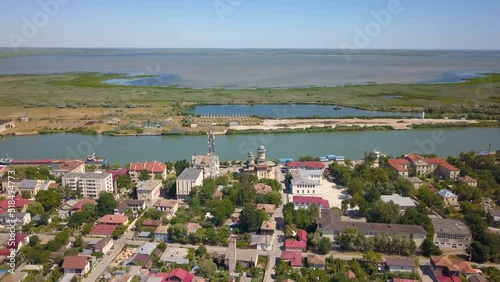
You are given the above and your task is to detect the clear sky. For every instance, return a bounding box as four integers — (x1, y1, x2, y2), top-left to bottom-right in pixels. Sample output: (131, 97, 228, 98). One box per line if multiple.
(0, 0, 499, 49)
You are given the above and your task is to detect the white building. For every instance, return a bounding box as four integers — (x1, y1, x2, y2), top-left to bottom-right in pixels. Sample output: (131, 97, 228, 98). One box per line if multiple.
(381, 194, 416, 211)
(291, 170, 322, 195)
(176, 168, 203, 200)
(136, 179, 162, 206)
(62, 172, 113, 199)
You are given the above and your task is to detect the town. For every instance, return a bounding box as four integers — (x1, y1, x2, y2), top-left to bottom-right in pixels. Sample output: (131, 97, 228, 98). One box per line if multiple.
(0, 131, 498, 282)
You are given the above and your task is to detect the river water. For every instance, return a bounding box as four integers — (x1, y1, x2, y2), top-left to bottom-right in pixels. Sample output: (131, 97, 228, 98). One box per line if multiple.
(0, 128, 498, 164)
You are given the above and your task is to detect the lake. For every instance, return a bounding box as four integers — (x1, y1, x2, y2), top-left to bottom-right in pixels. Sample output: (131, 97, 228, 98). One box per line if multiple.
(1, 49, 500, 88)
(0, 128, 498, 165)
(191, 104, 415, 118)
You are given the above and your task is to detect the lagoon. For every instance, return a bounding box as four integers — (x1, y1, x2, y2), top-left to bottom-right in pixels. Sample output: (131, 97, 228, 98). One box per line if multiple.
(191, 104, 415, 118)
(0, 128, 498, 165)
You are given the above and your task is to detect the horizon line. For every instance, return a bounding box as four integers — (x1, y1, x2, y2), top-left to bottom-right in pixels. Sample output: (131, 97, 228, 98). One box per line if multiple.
(1, 47, 500, 51)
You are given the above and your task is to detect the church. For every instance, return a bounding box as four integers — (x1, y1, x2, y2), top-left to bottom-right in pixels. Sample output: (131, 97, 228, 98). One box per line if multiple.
(240, 145, 277, 179)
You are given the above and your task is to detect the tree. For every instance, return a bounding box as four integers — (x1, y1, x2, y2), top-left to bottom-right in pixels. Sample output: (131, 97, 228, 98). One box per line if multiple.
(420, 238, 442, 256)
(239, 205, 267, 233)
(25, 247, 49, 264)
(117, 174, 132, 190)
(363, 250, 383, 265)
(28, 235, 40, 247)
(168, 224, 188, 242)
(143, 208, 164, 220)
(470, 241, 490, 263)
(112, 225, 127, 239)
(157, 241, 167, 251)
(210, 198, 235, 226)
(365, 200, 400, 224)
(195, 245, 208, 257)
(27, 202, 44, 215)
(175, 159, 190, 176)
(198, 260, 217, 278)
(35, 190, 62, 212)
(317, 237, 333, 254)
(21, 191, 32, 199)
(138, 169, 150, 181)
(96, 191, 118, 216)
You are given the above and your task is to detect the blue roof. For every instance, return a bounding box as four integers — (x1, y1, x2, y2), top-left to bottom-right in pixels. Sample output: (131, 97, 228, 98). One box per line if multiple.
(326, 155, 337, 158)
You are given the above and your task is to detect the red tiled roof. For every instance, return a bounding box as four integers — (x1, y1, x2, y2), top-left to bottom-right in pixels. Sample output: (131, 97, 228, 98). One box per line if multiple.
(48, 183, 59, 189)
(406, 153, 423, 162)
(298, 230, 307, 242)
(129, 161, 166, 173)
(388, 159, 409, 172)
(286, 161, 325, 169)
(285, 240, 306, 250)
(0, 248, 11, 256)
(0, 194, 31, 211)
(166, 268, 195, 282)
(292, 196, 330, 208)
(90, 224, 117, 236)
(105, 168, 129, 179)
(142, 219, 161, 227)
(57, 160, 84, 171)
(439, 162, 460, 171)
(254, 183, 272, 194)
(98, 215, 128, 225)
(458, 175, 476, 182)
(281, 251, 303, 267)
(62, 256, 89, 270)
(71, 198, 96, 212)
(437, 277, 461, 282)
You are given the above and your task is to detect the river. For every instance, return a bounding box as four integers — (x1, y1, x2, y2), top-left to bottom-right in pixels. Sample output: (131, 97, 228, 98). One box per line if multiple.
(0, 128, 498, 165)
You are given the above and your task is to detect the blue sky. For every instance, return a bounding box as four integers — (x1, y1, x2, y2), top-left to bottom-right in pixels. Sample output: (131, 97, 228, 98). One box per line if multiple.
(0, 0, 499, 49)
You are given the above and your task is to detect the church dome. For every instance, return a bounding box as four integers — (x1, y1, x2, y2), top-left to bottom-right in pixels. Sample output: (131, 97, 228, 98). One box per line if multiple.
(258, 145, 266, 151)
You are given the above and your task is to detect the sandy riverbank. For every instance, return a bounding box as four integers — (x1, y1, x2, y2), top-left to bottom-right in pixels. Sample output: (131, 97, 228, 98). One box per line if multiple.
(230, 118, 482, 131)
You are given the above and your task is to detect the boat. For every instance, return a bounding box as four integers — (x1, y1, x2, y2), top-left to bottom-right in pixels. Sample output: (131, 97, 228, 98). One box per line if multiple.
(333, 106, 342, 110)
(86, 150, 107, 165)
(0, 158, 13, 165)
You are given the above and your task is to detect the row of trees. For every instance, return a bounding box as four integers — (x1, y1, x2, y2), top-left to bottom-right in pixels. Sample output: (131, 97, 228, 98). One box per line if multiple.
(338, 227, 417, 256)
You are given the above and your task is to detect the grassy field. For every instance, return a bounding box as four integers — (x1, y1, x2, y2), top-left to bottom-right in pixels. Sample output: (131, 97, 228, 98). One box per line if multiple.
(0, 72, 498, 134)
(0, 72, 499, 109)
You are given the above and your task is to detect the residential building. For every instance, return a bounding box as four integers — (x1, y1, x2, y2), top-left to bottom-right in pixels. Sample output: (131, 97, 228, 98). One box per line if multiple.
(389, 154, 460, 180)
(153, 198, 179, 216)
(0, 120, 15, 132)
(89, 225, 116, 237)
(307, 254, 326, 269)
(385, 257, 416, 272)
(281, 251, 303, 268)
(160, 247, 189, 264)
(0, 212, 31, 226)
(256, 204, 276, 218)
(129, 160, 167, 181)
(249, 234, 273, 251)
(97, 214, 129, 226)
(437, 189, 459, 207)
(94, 238, 113, 254)
(240, 145, 277, 179)
(408, 177, 424, 189)
(17, 179, 43, 197)
(51, 160, 85, 177)
(0, 194, 30, 212)
(292, 196, 330, 210)
(163, 268, 195, 282)
(286, 161, 325, 172)
(70, 198, 96, 215)
(431, 218, 471, 250)
(318, 209, 426, 247)
(62, 172, 113, 199)
(143, 220, 161, 228)
(225, 236, 258, 272)
(62, 256, 92, 275)
(388, 159, 411, 178)
(458, 176, 478, 187)
(186, 223, 201, 234)
(136, 179, 162, 206)
(285, 240, 306, 252)
(136, 242, 157, 256)
(260, 220, 276, 236)
(381, 194, 416, 211)
(176, 168, 203, 200)
(154, 226, 169, 242)
(114, 200, 146, 215)
(127, 253, 153, 269)
(290, 170, 322, 195)
(254, 183, 272, 195)
(488, 209, 500, 224)
(430, 256, 476, 278)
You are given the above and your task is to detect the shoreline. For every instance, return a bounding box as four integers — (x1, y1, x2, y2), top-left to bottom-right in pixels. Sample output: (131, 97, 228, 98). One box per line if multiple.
(1, 119, 497, 138)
